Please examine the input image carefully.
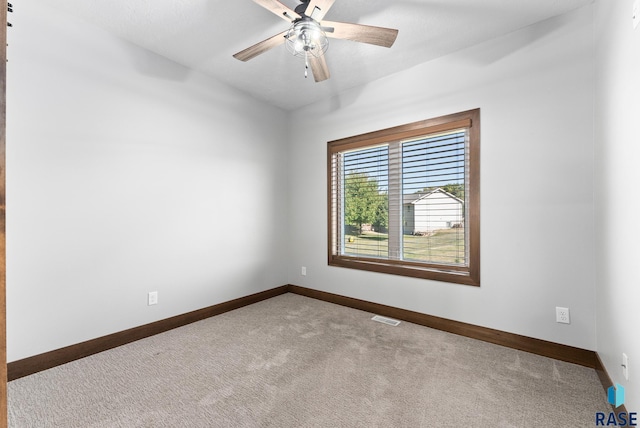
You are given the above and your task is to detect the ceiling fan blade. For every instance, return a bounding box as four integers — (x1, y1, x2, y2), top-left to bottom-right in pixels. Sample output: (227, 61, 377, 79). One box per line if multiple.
(252, 0, 301, 22)
(305, 0, 336, 21)
(308, 55, 330, 82)
(321, 20, 398, 48)
(233, 30, 288, 62)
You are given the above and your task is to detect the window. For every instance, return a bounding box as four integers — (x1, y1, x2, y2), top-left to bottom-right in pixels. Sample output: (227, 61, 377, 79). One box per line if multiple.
(328, 109, 480, 286)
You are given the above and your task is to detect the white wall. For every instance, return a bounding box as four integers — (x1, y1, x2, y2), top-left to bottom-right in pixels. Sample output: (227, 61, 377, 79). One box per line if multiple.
(6, 1, 289, 361)
(594, 0, 640, 412)
(288, 7, 596, 350)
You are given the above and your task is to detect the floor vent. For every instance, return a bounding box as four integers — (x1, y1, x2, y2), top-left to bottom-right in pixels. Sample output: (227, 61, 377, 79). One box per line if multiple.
(371, 315, 401, 326)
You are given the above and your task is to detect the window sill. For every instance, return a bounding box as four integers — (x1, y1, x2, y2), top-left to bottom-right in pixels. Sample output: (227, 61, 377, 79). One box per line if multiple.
(329, 256, 480, 286)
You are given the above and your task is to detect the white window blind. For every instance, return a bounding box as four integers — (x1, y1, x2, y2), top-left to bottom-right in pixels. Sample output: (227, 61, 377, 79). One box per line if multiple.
(335, 130, 467, 266)
(328, 109, 480, 286)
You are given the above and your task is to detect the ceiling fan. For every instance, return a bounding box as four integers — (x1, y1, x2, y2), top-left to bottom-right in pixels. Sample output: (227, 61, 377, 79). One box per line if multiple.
(233, 0, 399, 82)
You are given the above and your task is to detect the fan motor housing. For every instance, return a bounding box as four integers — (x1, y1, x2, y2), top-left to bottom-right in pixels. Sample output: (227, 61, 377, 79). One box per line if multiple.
(294, 0, 312, 16)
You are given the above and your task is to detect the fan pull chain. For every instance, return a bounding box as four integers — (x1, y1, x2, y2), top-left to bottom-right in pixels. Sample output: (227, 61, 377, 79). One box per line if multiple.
(304, 53, 309, 79)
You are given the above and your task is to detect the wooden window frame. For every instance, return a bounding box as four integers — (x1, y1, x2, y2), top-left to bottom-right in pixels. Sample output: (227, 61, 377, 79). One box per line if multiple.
(327, 109, 480, 286)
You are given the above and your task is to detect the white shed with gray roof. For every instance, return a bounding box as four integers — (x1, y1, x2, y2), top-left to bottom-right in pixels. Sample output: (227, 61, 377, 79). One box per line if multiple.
(403, 189, 463, 235)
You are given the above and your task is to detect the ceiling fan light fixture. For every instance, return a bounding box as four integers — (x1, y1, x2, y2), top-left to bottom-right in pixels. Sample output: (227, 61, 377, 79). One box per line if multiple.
(233, 0, 398, 83)
(285, 18, 329, 59)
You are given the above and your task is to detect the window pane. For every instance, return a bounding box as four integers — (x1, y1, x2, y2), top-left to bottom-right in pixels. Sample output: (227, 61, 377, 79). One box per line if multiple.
(342, 145, 389, 258)
(402, 131, 467, 265)
(327, 109, 479, 286)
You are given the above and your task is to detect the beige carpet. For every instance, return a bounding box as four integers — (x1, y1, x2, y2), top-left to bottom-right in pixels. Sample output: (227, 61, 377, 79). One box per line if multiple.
(9, 293, 610, 427)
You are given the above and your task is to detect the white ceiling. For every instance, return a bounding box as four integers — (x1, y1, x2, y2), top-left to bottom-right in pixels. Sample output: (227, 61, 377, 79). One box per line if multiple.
(46, 0, 593, 111)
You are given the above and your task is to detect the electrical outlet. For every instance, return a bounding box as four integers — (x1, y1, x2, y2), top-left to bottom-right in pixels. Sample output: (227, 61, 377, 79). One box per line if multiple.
(301, 266, 307, 276)
(622, 353, 629, 380)
(556, 307, 570, 324)
(148, 291, 158, 306)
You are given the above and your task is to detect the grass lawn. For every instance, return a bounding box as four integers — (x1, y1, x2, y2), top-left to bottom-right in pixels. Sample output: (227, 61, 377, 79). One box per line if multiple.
(344, 228, 465, 264)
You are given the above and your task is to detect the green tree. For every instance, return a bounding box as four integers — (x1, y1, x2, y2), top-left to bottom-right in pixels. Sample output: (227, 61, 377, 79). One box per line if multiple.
(373, 193, 388, 232)
(441, 183, 464, 201)
(345, 172, 386, 234)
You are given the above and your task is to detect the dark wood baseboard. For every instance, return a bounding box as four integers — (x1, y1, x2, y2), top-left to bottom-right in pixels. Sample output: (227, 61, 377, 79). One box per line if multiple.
(9, 282, 620, 414)
(288, 284, 597, 368)
(595, 353, 629, 415)
(8, 285, 289, 381)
